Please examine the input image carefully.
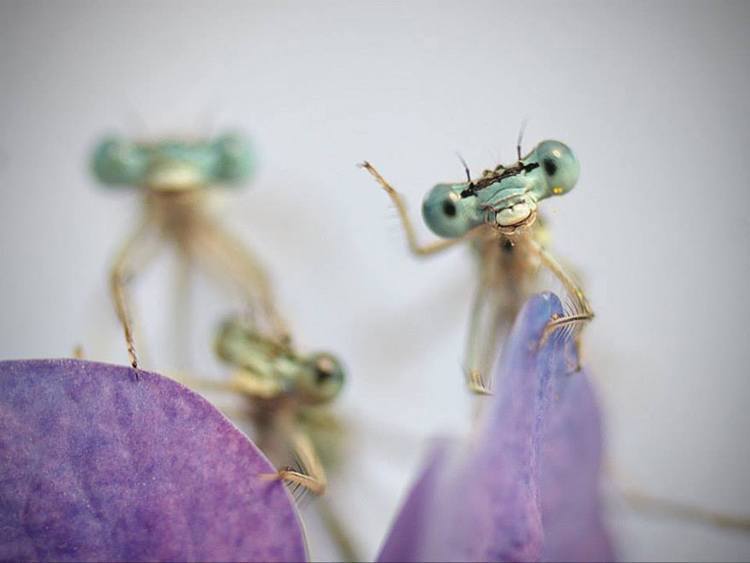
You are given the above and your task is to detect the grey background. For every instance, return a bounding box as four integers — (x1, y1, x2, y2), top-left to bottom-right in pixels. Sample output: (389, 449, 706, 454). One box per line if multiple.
(1, 1, 749, 561)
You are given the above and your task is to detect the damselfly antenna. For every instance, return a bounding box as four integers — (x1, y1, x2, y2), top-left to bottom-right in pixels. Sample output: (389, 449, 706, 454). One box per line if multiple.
(516, 118, 528, 161)
(456, 152, 474, 185)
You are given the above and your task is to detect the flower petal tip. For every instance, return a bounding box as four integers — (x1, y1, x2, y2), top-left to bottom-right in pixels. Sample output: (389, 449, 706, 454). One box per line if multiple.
(377, 294, 613, 563)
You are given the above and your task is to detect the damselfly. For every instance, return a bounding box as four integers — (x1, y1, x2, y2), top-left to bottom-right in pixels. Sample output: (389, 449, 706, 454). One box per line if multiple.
(176, 316, 358, 560)
(92, 133, 288, 370)
(362, 138, 750, 533)
(361, 138, 590, 394)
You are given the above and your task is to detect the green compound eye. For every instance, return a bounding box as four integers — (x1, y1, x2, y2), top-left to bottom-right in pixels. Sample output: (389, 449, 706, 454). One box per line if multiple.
(91, 137, 147, 186)
(422, 183, 482, 238)
(531, 140, 580, 199)
(212, 133, 253, 183)
(297, 352, 345, 405)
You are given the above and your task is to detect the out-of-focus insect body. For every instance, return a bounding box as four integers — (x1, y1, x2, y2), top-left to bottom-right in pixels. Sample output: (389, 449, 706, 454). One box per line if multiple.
(213, 317, 345, 496)
(184, 317, 358, 560)
(91, 133, 288, 371)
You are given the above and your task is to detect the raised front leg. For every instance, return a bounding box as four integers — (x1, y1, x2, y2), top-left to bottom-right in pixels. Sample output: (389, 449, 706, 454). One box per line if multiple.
(360, 161, 473, 257)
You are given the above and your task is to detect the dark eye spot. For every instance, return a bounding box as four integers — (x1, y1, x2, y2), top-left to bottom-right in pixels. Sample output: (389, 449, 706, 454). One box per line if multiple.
(442, 199, 457, 217)
(315, 368, 331, 385)
(543, 158, 557, 176)
(313, 357, 336, 385)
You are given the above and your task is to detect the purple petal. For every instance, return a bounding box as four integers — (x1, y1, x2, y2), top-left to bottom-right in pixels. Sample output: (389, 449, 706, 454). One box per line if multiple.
(538, 351, 612, 561)
(377, 293, 614, 563)
(0, 359, 306, 562)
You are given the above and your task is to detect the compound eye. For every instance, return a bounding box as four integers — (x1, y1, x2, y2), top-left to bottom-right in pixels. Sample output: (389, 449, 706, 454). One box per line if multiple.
(302, 352, 344, 403)
(91, 137, 147, 186)
(533, 140, 580, 196)
(300, 353, 344, 404)
(212, 133, 253, 183)
(421, 184, 480, 238)
(314, 356, 336, 385)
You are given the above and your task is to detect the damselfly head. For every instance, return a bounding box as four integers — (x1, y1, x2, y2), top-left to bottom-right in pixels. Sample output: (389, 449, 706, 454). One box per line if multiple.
(421, 140, 580, 238)
(215, 317, 344, 405)
(91, 133, 253, 191)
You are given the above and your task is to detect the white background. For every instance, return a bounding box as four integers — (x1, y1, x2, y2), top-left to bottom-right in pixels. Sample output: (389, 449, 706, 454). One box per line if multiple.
(1, 2, 749, 561)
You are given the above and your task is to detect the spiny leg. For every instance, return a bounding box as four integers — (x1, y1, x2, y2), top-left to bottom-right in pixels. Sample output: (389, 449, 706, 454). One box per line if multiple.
(359, 161, 475, 256)
(528, 238, 593, 358)
(273, 431, 327, 496)
(609, 464, 750, 532)
(172, 368, 283, 401)
(109, 218, 160, 371)
(621, 487, 750, 532)
(181, 375, 387, 558)
(177, 370, 328, 495)
(111, 272, 138, 369)
(466, 292, 492, 395)
(188, 217, 291, 343)
(464, 282, 508, 395)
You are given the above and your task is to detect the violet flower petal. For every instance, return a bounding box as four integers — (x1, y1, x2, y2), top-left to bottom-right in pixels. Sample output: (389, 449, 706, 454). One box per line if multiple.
(0, 359, 306, 562)
(377, 293, 614, 563)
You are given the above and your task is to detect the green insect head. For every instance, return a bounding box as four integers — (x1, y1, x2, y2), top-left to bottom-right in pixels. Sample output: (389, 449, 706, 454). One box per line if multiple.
(91, 133, 253, 191)
(421, 140, 580, 237)
(214, 317, 345, 406)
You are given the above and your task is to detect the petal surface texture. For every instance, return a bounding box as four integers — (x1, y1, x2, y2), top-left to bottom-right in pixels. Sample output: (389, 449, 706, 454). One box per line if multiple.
(0, 359, 306, 562)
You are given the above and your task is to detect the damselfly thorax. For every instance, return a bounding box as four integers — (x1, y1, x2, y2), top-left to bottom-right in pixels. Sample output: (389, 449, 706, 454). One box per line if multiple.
(472, 225, 541, 303)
